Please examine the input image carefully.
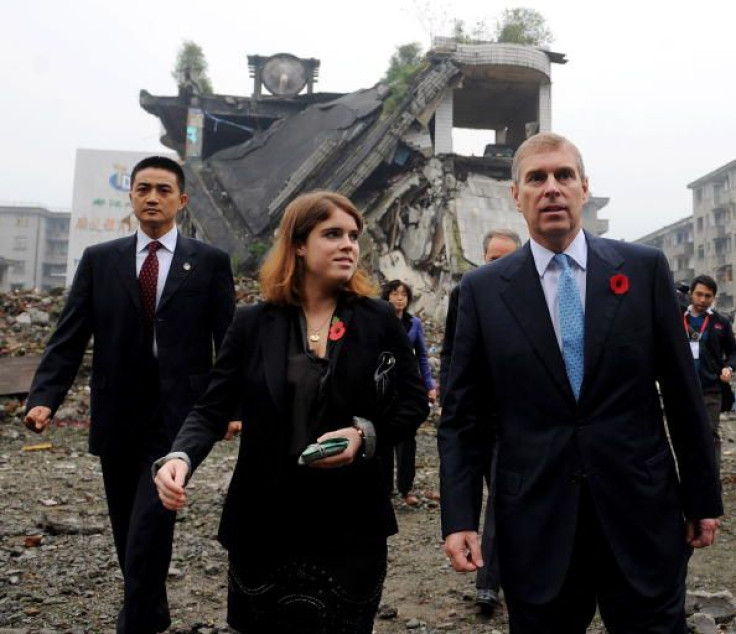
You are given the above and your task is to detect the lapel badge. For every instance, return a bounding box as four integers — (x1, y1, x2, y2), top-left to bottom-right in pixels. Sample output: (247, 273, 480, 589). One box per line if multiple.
(183, 262, 192, 271)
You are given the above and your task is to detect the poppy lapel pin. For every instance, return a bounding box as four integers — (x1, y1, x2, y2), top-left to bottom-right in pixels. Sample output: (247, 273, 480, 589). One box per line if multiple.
(609, 273, 629, 295)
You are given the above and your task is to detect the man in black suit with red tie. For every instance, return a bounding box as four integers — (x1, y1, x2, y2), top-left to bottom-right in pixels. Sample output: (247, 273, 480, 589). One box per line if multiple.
(439, 133, 722, 633)
(24, 156, 236, 633)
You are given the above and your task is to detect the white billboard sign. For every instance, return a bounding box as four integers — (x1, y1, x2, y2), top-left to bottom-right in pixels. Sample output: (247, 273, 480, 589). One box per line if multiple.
(65, 149, 175, 286)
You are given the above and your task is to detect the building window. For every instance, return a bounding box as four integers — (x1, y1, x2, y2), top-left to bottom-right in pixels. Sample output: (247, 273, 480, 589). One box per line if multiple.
(697, 217, 704, 232)
(696, 188, 704, 204)
(714, 181, 726, 205)
(12, 260, 25, 274)
(13, 236, 28, 251)
(697, 245, 705, 259)
(716, 265, 733, 283)
(15, 216, 29, 228)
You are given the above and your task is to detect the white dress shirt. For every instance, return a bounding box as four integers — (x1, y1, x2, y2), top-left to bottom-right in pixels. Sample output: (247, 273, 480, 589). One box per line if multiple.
(136, 227, 178, 355)
(529, 229, 587, 351)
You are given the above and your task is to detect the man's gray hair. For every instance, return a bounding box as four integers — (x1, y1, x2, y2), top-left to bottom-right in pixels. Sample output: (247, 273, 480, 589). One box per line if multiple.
(482, 228, 522, 255)
(511, 132, 586, 185)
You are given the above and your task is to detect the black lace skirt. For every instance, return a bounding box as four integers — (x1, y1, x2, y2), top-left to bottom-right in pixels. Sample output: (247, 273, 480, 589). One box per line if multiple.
(227, 541, 387, 634)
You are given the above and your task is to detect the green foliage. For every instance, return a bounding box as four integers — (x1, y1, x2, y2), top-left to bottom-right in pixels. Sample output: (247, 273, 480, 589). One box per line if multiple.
(383, 42, 424, 84)
(172, 40, 213, 94)
(382, 42, 426, 116)
(495, 8, 554, 46)
(248, 239, 270, 261)
(452, 18, 492, 43)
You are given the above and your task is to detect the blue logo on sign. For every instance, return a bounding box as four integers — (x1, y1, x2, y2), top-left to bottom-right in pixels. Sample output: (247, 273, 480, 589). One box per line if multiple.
(109, 165, 131, 192)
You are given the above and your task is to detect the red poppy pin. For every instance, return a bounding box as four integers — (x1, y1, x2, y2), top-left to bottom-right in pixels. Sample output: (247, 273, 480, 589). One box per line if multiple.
(328, 317, 346, 341)
(609, 273, 629, 295)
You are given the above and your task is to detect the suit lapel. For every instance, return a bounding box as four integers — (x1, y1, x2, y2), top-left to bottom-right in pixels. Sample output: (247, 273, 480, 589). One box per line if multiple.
(113, 235, 143, 315)
(158, 234, 197, 313)
(500, 246, 574, 401)
(260, 306, 289, 416)
(582, 234, 625, 393)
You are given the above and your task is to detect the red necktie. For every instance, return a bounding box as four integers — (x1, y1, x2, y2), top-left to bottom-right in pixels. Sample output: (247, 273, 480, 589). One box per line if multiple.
(139, 241, 161, 336)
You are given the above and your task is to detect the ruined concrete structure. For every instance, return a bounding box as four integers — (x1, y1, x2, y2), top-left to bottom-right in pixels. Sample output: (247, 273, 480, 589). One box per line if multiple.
(141, 42, 609, 318)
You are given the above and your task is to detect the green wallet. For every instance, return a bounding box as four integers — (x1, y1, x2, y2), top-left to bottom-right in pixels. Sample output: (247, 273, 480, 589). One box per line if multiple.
(297, 437, 350, 465)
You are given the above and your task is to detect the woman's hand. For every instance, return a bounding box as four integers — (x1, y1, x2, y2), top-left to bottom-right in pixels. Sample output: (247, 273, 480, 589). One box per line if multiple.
(310, 427, 363, 469)
(224, 420, 242, 440)
(154, 459, 190, 511)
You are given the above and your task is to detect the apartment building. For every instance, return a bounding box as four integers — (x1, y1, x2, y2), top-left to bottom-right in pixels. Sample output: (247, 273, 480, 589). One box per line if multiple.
(635, 159, 736, 314)
(689, 160, 736, 312)
(634, 216, 695, 289)
(0, 205, 70, 292)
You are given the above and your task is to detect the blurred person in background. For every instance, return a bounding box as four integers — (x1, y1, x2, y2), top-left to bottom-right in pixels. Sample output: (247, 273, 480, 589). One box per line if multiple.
(382, 279, 437, 506)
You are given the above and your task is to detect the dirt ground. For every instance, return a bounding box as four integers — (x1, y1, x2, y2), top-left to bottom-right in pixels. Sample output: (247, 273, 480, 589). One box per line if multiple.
(1, 403, 735, 633)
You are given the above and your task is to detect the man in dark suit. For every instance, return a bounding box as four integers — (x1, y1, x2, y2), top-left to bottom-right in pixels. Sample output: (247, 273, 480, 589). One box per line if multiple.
(439, 133, 723, 633)
(24, 156, 236, 633)
(440, 228, 520, 615)
(684, 273, 736, 476)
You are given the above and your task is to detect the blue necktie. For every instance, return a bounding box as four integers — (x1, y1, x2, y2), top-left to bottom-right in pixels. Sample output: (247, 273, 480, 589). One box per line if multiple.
(554, 253, 585, 400)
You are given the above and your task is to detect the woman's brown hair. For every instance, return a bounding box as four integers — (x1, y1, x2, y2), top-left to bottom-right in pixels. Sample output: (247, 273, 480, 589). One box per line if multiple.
(259, 191, 378, 305)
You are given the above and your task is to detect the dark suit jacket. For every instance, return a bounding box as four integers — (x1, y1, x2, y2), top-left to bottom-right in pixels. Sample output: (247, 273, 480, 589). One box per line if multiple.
(27, 233, 235, 455)
(439, 283, 460, 404)
(439, 232, 723, 603)
(170, 296, 429, 553)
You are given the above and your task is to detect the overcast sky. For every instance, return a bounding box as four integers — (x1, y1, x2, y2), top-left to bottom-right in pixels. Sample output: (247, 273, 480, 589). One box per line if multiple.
(3, 0, 735, 241)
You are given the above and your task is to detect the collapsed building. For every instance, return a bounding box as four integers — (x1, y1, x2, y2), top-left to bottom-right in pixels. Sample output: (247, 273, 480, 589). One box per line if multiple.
(140, 40, 609, 318)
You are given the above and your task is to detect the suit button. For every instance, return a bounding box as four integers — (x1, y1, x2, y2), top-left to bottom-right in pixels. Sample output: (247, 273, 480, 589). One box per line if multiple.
(571, 472, 587, 484)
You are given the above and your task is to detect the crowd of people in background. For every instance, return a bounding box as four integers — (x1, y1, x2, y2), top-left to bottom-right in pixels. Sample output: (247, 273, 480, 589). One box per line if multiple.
(22, 134, 729, 633)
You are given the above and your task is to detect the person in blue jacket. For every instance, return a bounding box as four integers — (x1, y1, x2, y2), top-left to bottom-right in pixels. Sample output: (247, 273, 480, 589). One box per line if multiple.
(382, 280, 437, 505)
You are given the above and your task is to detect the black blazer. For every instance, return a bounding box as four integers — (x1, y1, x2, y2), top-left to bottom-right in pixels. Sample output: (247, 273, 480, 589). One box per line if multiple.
(439, 283, 460, 404)
(27, 234, 235, 455)
(170, 296, 429, 553)
(439, 233, 723, 603)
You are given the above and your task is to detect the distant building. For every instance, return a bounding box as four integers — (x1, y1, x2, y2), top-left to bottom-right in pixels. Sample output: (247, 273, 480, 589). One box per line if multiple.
(689, 160, 736, 313)
(635, 216, 694, 289)
(0, 206, 70, 292)
(634, 158, 736, 314)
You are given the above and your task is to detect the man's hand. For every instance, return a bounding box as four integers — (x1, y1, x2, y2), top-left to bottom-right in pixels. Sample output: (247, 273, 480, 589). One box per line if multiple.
(444, 530, 483, 572)
(428, 388, 438, 404)
(24, 406, 52, 434)
(154, 459, 190, 511)
(224, 420, 242, 441)
(720, 367, 733, 383)
(686, 518, 720, 548)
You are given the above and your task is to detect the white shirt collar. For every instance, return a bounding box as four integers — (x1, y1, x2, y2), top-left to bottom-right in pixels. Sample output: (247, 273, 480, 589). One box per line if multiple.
(530, 229, 588, 277)
(686, 304, 714, 317)
(136, 226, 178, 253)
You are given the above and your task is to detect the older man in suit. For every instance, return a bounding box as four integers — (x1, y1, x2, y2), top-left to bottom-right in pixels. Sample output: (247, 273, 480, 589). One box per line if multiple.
(438, 133, 722, 633)
(24, 156, 236, 633)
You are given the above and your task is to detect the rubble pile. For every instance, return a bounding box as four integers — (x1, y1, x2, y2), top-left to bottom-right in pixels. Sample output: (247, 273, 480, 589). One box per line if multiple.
(0, 288, 66, 358)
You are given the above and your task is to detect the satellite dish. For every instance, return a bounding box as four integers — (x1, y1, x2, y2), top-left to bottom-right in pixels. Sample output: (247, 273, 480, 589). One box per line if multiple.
(261, 53, 309, 97)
